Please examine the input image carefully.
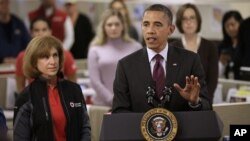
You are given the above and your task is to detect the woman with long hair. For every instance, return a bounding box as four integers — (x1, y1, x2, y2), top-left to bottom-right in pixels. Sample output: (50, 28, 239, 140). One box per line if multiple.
(218, 10, 242, 79)
(88, 9, 142, 107)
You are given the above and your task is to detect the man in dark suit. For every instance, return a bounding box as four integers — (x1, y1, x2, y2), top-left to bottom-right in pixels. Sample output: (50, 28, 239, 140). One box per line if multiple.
(112, 4, 212, 113)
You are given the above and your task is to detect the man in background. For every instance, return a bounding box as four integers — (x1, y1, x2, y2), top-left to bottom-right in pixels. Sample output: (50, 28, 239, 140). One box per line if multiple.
(0, 0, 30, 64)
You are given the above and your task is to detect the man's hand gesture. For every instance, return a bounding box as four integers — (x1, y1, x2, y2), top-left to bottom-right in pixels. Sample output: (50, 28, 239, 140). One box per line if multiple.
(173, 75, 200, 105)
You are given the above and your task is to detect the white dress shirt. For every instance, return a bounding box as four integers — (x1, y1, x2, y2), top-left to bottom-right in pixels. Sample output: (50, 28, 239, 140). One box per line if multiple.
(146, 43, 169, 76)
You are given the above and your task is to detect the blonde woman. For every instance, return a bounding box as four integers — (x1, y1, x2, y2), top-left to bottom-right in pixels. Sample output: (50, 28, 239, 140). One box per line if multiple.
(88, 9, 142, 107)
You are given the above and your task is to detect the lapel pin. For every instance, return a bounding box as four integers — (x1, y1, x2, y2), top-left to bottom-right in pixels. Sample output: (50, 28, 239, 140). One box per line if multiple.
(173, 63, 177, 66)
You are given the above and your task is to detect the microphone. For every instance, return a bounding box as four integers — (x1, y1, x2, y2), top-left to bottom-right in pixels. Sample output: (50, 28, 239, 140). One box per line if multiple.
(162, 86, 172, 105)
(146, 81, 156, 107)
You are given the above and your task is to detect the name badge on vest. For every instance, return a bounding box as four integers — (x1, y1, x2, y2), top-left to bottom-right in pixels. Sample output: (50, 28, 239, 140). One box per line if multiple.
(70, 102, 82, 108)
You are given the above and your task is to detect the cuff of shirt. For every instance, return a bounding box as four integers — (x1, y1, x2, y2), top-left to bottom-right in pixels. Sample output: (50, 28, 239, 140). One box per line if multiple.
(188, 98, 201, 108)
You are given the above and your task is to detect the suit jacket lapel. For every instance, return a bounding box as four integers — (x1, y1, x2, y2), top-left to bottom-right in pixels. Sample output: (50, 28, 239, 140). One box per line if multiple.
(141, 48, 154, 84)
(166, 46, 180, 86)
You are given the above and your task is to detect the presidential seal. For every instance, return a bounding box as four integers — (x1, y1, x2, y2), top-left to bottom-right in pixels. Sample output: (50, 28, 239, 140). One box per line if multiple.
(141, 108, 178, 141)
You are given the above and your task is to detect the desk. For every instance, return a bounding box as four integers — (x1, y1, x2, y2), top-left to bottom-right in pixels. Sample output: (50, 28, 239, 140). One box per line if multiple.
(0, 77, 16, 109)
(213, 102, 250, 139)
(0, 64, 16, 108)
(217, 78, 250, 101)
(0, 64, 15, 76)
(0, 64, 15, 109)
(88, 105, 110, 141)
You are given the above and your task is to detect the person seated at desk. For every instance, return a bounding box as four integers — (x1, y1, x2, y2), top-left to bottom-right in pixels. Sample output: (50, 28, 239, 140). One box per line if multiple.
(15, 17, 77, 94)
(112, 4, 211, 113)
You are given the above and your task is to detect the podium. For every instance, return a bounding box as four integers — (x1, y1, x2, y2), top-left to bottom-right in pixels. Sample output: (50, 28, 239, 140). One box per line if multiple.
(100, 111, 223, 141)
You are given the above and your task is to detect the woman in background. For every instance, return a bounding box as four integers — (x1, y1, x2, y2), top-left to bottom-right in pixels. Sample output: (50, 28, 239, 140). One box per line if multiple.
(88, 9, 142, 107)
(109, 0, 139, 41)
(218, 10, 242, 79)
(173, 3, 218, 104)
(14, 36, 90, 141)
(64, 0, 95, 59)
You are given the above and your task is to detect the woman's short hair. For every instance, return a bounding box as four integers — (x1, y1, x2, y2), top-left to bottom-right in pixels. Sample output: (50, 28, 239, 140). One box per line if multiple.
(23, 36, 64, 79)
(90, 9, 132, 46)
(175, 3, 202, 33)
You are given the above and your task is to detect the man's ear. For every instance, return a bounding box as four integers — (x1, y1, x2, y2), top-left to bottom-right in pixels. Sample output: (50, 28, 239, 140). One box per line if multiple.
(169, 25, 175, 35)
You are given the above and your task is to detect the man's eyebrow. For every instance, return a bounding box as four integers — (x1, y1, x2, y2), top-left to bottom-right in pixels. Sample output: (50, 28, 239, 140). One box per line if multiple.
(154, 21, 162, 24)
